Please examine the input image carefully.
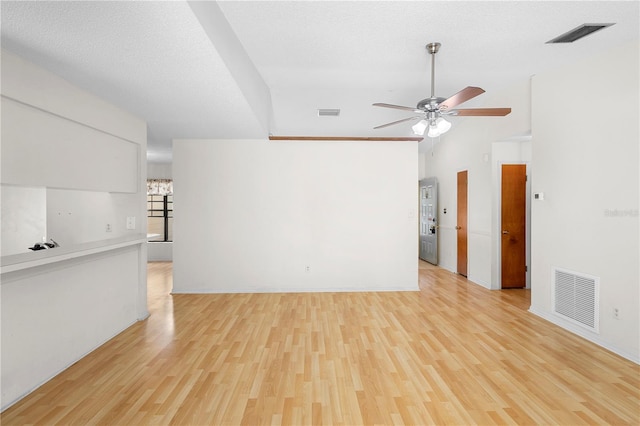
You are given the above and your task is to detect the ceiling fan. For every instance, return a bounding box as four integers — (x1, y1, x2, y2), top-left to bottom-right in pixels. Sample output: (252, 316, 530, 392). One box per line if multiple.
(373, 42, 511, 137)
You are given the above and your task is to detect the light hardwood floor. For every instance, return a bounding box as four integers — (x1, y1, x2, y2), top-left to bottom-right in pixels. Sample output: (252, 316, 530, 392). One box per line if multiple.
(2, 261, 639, 425)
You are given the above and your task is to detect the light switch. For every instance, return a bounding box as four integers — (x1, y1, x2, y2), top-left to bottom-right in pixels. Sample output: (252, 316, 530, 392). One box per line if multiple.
(126, 216, 136, 230)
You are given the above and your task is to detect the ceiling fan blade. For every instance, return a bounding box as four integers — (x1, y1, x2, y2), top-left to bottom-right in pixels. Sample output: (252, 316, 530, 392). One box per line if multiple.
(450, 107, 512, 116)
(439, 86, 485, 111)
(373, 116, 420, 129)
(373, 103, 422, 113)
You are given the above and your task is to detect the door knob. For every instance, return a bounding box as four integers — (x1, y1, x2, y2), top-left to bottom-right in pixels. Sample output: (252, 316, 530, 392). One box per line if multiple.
(502, 230, 509, 234)
(455, 226, 462, 230)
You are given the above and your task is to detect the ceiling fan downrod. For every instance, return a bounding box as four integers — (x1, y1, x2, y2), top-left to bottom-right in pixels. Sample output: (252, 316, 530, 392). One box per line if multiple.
(426, 42, 441, 99)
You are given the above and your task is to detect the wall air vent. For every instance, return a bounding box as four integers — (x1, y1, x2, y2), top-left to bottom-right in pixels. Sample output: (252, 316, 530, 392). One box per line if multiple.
(553, 268, 599, 332)
(547, 23, 614, 43)
(318, 108, 340, 117)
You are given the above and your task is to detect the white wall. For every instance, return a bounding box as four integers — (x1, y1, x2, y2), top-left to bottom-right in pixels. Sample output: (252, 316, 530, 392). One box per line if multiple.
(0, 186, 133, 255)
(1, 50, 149, 409)
(1, 50, 145, 250)
(0, 185, 46, 255)
(147, 162, 172, 180)
(46, 189, 114, 246)
(1, 96, 138, 193)
(1, 247, 140, 408)
(173, 139, 418, 293)
(0, 51, 143, 143)
(530, 41, 639, 362)
(418, 152, 427, 180)
(147, 242, 172, 262)
(423, 79, 532, 287)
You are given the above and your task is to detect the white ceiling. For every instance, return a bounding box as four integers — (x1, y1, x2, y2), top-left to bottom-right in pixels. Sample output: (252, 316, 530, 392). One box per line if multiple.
(2, 1, 638, 163)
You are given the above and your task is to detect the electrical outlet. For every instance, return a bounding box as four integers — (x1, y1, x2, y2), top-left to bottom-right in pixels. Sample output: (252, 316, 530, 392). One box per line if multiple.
(305, 266, 311, 273)
(613, 307, 620, 320)
(126, 216, 136, 230)
(106, 223, 112, 232)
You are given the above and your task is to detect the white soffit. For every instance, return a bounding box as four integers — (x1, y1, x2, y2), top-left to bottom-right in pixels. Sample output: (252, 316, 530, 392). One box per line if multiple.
(1, 1, 268, 162)
(1, 1, 638, 157)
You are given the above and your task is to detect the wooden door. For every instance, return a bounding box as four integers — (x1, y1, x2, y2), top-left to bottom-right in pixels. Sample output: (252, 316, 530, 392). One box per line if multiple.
(501, 164, 526, 288)
(457, 171, 468, 276)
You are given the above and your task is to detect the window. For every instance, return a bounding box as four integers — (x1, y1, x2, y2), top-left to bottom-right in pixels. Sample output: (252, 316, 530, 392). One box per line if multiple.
(147, 180, 173, 242)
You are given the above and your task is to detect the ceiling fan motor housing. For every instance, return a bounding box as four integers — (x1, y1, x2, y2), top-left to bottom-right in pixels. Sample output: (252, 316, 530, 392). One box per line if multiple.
(417, 97, 446, 112)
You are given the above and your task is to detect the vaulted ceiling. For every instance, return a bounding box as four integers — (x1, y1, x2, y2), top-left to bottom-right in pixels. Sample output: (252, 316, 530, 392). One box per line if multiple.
(2, 1, 638, 162)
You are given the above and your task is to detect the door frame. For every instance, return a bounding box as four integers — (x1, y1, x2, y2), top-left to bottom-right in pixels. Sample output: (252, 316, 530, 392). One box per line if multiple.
(495, 161, 531, 289)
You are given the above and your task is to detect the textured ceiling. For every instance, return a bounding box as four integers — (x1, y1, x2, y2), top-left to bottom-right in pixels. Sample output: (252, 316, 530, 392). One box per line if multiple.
(1, 0, 268, 162)
(2, 1, 638, 163)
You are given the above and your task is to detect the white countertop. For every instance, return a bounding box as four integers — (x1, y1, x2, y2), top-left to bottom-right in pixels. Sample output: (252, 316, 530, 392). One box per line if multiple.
(1, 233, 147, 275)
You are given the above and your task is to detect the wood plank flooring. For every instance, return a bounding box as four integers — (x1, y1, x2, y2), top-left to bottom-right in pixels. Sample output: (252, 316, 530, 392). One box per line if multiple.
(2, 261, 639, 425)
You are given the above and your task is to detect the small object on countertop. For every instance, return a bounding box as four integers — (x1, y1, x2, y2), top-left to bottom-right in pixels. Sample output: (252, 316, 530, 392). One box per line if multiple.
(28, 238, 59, 251)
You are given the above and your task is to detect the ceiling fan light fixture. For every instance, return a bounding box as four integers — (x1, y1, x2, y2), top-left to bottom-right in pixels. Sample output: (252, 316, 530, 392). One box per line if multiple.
(412, 119, 428, 135)
(436, 117, 451, 133)
(427, 117, 451, 138)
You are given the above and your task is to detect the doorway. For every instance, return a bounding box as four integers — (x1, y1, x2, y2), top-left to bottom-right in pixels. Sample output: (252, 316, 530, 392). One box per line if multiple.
(457, 170, 468, 276)
(419, 177, 438, 265)
(501, 164, 526, 288)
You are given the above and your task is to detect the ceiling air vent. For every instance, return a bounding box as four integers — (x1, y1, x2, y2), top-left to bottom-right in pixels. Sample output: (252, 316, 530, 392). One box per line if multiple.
(318, 108, 340, 117)
(547, 23, 614, 43)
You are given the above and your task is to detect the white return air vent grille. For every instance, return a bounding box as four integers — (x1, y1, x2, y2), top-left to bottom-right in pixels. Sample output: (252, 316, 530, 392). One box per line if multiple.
(553, 268, 599, 332)
(317, 108, 340, 117)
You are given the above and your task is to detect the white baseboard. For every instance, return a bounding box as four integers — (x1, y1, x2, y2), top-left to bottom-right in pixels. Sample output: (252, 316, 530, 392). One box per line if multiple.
(528, 306, 639, 365)
(172, 285, 419, 294)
